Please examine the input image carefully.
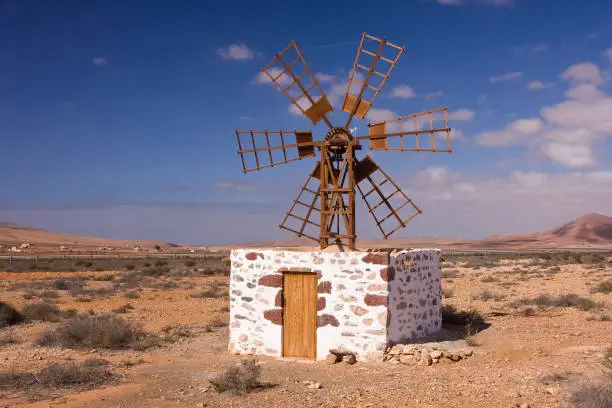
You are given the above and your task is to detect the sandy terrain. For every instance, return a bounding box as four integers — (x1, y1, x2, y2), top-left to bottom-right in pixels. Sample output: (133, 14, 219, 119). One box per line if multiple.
(0, 254, 610, 407)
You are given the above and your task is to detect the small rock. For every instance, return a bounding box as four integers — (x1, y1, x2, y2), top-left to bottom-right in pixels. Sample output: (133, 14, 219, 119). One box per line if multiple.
(326, 353, 340, 365)
(388, 346, 402, 356)
(446, 353, 462, 362)
(545, 387, 557, 395)
(308, 382, 322, 390)
(420, 354, 433, 366)
(430, 350, 443, 359)
(343, 354, 357, 365)
(460, 349, 473, 357)
(399, 355, 416, 365)
(519, 404, 530, 408)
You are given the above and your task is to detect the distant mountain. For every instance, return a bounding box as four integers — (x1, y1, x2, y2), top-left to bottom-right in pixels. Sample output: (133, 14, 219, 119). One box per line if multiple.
(0, 222, 173, 250)
(223, 213, 612, 250)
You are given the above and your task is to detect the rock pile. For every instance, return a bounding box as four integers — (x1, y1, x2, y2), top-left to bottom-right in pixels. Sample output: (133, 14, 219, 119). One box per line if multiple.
(327, 350, 358, 365)
(383, 344, 474, 365)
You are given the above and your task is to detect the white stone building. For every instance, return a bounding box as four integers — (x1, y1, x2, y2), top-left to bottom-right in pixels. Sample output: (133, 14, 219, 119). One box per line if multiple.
(228, 248, 442, 361)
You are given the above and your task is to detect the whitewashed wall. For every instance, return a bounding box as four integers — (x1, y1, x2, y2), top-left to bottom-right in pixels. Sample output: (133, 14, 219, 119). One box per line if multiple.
(228, 248, 441, 361)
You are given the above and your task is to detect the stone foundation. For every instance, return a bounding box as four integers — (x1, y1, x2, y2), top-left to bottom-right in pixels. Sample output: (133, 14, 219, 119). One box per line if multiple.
(228, 248, 441, 361)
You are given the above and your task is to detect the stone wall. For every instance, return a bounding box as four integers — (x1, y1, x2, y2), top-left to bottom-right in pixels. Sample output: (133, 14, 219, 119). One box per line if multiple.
(387, 249, 442, 344)
(228, 248, 441, 361)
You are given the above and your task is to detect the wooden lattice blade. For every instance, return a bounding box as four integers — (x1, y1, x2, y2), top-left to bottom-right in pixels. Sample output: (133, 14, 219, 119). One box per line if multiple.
(355, 155, 422, 239)
(279, 162, 322, 242)
(235, 130, 320, 173)
(356, 107, 452, 152)
(261, 41, 333, 128)
(343, 33, 405, 128)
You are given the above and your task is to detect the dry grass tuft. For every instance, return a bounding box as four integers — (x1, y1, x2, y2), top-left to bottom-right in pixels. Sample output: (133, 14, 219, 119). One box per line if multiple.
(209, 359, 262, 395)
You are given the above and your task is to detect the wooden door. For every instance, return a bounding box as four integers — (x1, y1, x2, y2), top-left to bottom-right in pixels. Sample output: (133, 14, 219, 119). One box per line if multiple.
(282, 272, 317, 359)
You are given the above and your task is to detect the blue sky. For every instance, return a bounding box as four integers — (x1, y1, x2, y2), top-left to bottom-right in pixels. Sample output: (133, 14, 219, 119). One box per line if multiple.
(1, 0, 612, 245)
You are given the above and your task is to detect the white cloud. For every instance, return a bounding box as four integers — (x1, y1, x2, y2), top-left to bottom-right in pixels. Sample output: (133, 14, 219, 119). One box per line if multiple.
(604, 48, 612, 61)
(527, 81, 554, 90)
(253, 67, 291, 85)
(449, 109, 475, 121)
(532, 44, 550, 53)
(390, 85, 416, 99)
(366, 108, 398, 123)
(561, 62, 604, 85)
(425, 90, 444, 100)
(315, 73, 335, 83)
(489, 72, 523, 83)
(92, 57, 107, 66)
(213, 181, 261, 192)
(541, 143, 596, 168)
(218, 42, 254, 60)
(475, 61, 612, 168)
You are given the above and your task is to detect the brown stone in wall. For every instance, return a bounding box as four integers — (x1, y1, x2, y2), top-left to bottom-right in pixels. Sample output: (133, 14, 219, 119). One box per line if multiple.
(317, 281, 332, 294)
(274, 290, 283, 307)
(351, 305, 368, 316)
(317, 314, 339, 327)
(362, 253, 388, 265)
(245, 252, 264, 261)
(263, 309, 283, 325)
(317, 297, 326, 311)
(258, 274, 282, 287)
(380, 267, 395, 282)
(365, 294, 388, 307)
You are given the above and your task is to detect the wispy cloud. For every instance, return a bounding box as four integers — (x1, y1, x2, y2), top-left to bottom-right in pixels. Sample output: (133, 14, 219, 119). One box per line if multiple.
(527, 80, 554, 90)
(389, 85, 416, 99)
(92, 57, 107, 66)
(449, 108, 475, 121)
(218, 42, 255, 61)
(489, 72, 523, 83)
(603, 48, 612, 61)
(425, 90, 444, 100)
(253, 67, 291, 85)
(532, 43, 550, 53)
(213, 181, 263, 192)
(366, 108, 398, 123)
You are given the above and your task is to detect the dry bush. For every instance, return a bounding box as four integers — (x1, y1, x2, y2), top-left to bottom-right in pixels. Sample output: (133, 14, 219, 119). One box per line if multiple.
(441, 269, 461, 279)
(112, 304, 134, 314)
(209, 359, 262, 395)
(0, 301, 24, 328)
(35, 312, 152, 350)
(569, 382, 612, 408)
(123, 290, 140, 299)
(509, 294, 601, 311)
(472, 290, 505, 302)
(91, 274, 115, 282)
(480, 275, 500, 283)
(52, 277, 85, 291)
(590, 280, 612, 294)
(441, 305, 485, 326)
(21, 302, 61, 322)
(190, 288, 223, 299)
(0, 330, 21, 346)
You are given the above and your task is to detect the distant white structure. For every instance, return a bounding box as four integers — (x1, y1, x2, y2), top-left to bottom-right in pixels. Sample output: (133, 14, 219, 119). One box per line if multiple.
(20, 242, 31, 249)
(9, 247, 21, 253)
(60, 245, 70, 252)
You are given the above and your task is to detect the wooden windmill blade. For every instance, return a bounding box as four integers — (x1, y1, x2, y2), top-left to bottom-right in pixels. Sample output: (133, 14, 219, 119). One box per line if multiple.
(262, 41, 334, 128)
(342, 33, 405, 128)
(235, 130, 320, 173)
(355, 155, 422, 239)
(279, 162, 323, 242)
(356, 107, 452, 152)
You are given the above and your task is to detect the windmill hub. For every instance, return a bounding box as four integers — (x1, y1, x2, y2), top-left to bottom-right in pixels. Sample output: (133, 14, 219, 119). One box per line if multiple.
(325, 127, 359, 152)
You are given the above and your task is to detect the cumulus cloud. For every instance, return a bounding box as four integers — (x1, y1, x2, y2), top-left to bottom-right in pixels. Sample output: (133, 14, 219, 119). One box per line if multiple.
(489, 72, 523, 83)
(560, 62, 604, 85)
(475, 61, 612, 169)
(604, 48, 612, 61)
(218, 42, 254, 60)
(366, 108, 398, 123)
(253, 67, 291, 85)
(389, 85, 416, 99)
(425, 90, 444, 100)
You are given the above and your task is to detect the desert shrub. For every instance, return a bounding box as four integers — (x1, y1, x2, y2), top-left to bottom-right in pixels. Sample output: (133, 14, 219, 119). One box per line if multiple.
(112, 304, 134, 314)
(221, 256, 231, 266)
(190, 288, 222, 299)
(464, 324, 481, 347)
(59, 308, 78, 319)
(590, 280, 612, 294)
(123, 290, 140, 299)
(21, 302, 61, 322)
(41, 290, 60, 299)
(441, 269, 461, 278)
(154, 260, 168, 267)
(35, 313, 144, 349)
(520, 307, 537, 317)
(161, 324, 194, 342)
(37, 360, 113, 388)
(569, 382, 612, 408)
(441, 305, 485, 326)
(581, 254, 606, 265)
(125, 264, 136, 271)
(472, 290, 505, 302)
(480, 275, 500, 283)
(92, 274, 114, 282)
(208, 359, 262, 395)
(510, 294, 601, 311)
(141, 266, 170, 277)
(0, 301, 24, 327)
(52, 277, 85, 291)
(185, 260, 196, 267)
(0, 330, 21, 346)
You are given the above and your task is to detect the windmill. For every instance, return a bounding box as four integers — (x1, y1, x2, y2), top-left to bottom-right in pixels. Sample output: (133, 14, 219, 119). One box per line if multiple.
(235, 33, 452, 251)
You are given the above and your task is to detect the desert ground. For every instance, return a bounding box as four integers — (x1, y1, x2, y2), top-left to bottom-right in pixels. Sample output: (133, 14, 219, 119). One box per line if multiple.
(0, 252, 610, 408)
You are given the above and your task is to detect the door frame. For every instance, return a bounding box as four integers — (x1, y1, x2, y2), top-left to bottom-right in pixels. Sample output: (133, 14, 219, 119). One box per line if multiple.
(280, 271, 318, 360)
